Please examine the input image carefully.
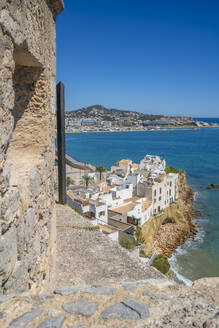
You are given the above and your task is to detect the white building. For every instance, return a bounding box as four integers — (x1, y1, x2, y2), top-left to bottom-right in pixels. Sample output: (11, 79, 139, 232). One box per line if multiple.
(109, 196, 152, 226)
(67, 191, 108, 224)
(139, 154, 166, 173)
(137, 172, 178, 215)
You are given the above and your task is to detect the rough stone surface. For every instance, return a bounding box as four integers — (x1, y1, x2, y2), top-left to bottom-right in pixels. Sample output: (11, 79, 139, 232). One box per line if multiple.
(100, 302, 140, 320)
(54, 285, 86, 296)
(62, 299, 98, 317)
(0, 278, 218, 327)
(7, 308, 43, 328)
(143, 290, 169, 299)
(203, 312, 219, 328)
(56, 205, 164, 288)
(122, 299, 150, 319)
(82, 287, 115, 296)
(0, 9, 26, 46)
(0, 0, 62, 294)
(37, 316, 66, 328)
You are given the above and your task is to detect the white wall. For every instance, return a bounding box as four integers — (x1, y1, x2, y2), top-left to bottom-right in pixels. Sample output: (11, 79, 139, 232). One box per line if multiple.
(126, 174, 140, 187)
(111, 184, 133, 200)
(108, 231, 119, 241)
(95, 204, 108, 224)
(141, 205, 153, 225)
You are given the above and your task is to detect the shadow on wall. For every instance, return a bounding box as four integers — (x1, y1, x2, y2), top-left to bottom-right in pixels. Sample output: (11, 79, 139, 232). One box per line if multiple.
(6, 49, 46, 186)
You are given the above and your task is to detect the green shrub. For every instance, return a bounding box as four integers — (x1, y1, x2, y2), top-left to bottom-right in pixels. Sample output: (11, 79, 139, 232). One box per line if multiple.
(151, 254, 170, 274)
(165, 166, 183, 174)
(66, 177, 75, 186)
(119, 236, 138, 250)
(139, 249, 146, 258)
(135, 226, 145, 244)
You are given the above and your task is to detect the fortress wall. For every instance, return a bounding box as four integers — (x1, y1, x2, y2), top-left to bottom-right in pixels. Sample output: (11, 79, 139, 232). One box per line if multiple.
(0, 0, 63, 294)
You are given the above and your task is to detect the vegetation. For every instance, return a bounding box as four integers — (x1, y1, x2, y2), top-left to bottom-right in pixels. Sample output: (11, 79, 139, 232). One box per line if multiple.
(81, 175, 94, 189)
(96, 166, 107, 180)
(151, 254, 170, 275)
(139, 249, 147, 258)
(57, 223, 99, 231)
(68, 204, 83, 216)
(135, 226, 145, 244)
(165, 166, 183, 174)
(119, 235, 138, 250)
(66, 176, 75, 187)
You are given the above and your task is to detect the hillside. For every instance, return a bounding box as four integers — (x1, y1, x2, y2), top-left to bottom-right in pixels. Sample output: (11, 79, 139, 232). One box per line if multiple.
(66, 105, 166, 122)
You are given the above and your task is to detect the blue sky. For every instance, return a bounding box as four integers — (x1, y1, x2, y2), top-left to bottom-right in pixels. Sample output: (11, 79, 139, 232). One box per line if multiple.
(56, 0, 219, 117)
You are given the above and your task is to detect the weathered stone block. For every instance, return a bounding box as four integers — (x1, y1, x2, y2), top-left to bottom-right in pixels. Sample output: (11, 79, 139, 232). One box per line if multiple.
(0, 226, 17, 286)
(0, 9, 26, 47)
(25, 207, 35, 244)
(0, 162, 10, 193)
(29, 168, 40, 200)
(0, 187, 19, 223)
(8, 308, 43, 328)
(37, 316, 66, 328)
(62, 299, 98, 317)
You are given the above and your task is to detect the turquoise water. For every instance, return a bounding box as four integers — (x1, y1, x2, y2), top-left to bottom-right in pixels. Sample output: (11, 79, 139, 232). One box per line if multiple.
(65, 123, 219, 282)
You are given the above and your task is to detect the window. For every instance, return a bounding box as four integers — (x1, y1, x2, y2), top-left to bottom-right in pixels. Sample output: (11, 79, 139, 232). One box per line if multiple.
(99, 211, 105, 217)
(154, 190, 156, 196)
(154, 199, 156, 203)
(159, 196, 161, 201)
(160, 187, 162, 194)
(169, 189, 171, 196)
(170, 182, 172, 187)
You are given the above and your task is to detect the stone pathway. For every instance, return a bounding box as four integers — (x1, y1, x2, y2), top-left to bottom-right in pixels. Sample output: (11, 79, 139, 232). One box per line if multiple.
(0, 278, 218, 327)
(55, 205, 163, 288)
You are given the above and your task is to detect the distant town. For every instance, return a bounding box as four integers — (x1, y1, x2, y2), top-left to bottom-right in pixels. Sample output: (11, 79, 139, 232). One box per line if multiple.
(65, 105, 218, 133)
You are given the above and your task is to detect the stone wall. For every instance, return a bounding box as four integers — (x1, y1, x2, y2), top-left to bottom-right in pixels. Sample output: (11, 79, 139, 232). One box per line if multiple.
(0, 0, 64, 294)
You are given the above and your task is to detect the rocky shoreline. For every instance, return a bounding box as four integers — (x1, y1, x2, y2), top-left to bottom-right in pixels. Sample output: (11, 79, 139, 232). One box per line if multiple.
(153, 173, 199, 257)
(206, 183, 219, 190)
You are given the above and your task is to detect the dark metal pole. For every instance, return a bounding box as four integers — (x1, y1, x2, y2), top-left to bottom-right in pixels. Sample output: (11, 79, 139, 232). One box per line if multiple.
(56, 81, 66, 204)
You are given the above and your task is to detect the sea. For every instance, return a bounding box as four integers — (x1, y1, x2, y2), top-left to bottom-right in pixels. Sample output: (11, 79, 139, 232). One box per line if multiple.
(65, 117, 219, 284)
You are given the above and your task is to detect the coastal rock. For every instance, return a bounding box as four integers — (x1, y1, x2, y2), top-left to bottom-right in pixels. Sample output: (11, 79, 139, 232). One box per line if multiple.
(142, 171, 198, 257)
(206, 184, 219, 190)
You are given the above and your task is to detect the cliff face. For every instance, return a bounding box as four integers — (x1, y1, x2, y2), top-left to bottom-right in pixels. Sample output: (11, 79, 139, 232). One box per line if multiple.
(142, 172, 197, 257)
